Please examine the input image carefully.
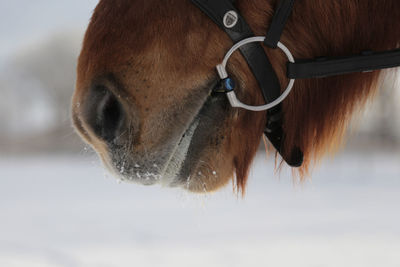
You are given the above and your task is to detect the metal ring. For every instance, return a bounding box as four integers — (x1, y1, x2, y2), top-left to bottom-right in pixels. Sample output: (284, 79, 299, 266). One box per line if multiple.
(216, 36, 295, 112)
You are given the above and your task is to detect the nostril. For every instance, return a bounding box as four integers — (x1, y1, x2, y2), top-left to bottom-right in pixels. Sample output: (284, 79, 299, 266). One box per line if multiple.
(84, 85, 125, 144)
(97, 89, 124, 142)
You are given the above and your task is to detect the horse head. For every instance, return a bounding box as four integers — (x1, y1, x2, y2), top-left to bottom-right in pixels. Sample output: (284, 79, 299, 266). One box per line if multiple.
(72, 0, 400, 193)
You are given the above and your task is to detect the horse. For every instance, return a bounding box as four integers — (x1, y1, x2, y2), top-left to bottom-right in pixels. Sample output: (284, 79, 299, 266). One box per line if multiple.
(72, 0, 400, 194)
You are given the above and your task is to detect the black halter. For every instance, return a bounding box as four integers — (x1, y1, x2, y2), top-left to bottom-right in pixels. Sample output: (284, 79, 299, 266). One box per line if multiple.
(191, 0, 400, 167)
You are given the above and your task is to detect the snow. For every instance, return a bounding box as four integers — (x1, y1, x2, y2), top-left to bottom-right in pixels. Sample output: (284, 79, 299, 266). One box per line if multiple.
(0, 151, 399, 267)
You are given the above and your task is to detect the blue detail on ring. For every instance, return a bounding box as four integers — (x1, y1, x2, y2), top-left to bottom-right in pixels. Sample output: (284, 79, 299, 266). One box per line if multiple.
(223, 78, 235, 92)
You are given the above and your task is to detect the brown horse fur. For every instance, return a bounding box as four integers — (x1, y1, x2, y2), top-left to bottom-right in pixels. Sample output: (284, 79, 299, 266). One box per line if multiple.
(72, 0, 400, 194)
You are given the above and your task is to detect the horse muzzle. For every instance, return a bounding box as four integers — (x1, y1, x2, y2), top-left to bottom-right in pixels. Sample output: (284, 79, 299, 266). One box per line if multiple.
(72, 76, 219, 188)
(72, 79, 162, 185)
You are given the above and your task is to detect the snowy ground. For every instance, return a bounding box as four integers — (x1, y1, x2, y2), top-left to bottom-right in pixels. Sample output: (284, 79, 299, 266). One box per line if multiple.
(0, 150, 400, 267)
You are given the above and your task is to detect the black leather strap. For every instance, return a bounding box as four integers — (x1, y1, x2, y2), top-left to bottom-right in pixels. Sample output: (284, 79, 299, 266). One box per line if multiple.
(265, 106, 303, 167)
(287, 49, 400, 79)
(191, 0, 303, 167)
(191, 0, 283, 102)
(264, 0, 295, 48)
(262, 0, 302, 166)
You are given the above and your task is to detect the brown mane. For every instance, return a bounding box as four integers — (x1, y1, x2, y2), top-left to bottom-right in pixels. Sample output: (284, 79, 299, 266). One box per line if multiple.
(232, 0, 400, 192)
(73, 0, 400, 194)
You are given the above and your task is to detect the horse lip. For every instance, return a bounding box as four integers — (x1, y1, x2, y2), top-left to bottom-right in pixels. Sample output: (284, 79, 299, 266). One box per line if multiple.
(159, 79, 218, 186)
(105, 78, 219, 187)
(105, 152, 162, 185)
(159, 108, 202, 186)
(104, 108, 203, 187)
(161, 118, 200, 186)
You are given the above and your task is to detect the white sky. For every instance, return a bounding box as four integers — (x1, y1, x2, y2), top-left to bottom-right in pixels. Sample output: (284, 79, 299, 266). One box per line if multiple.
(0, 0, 98, 64)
